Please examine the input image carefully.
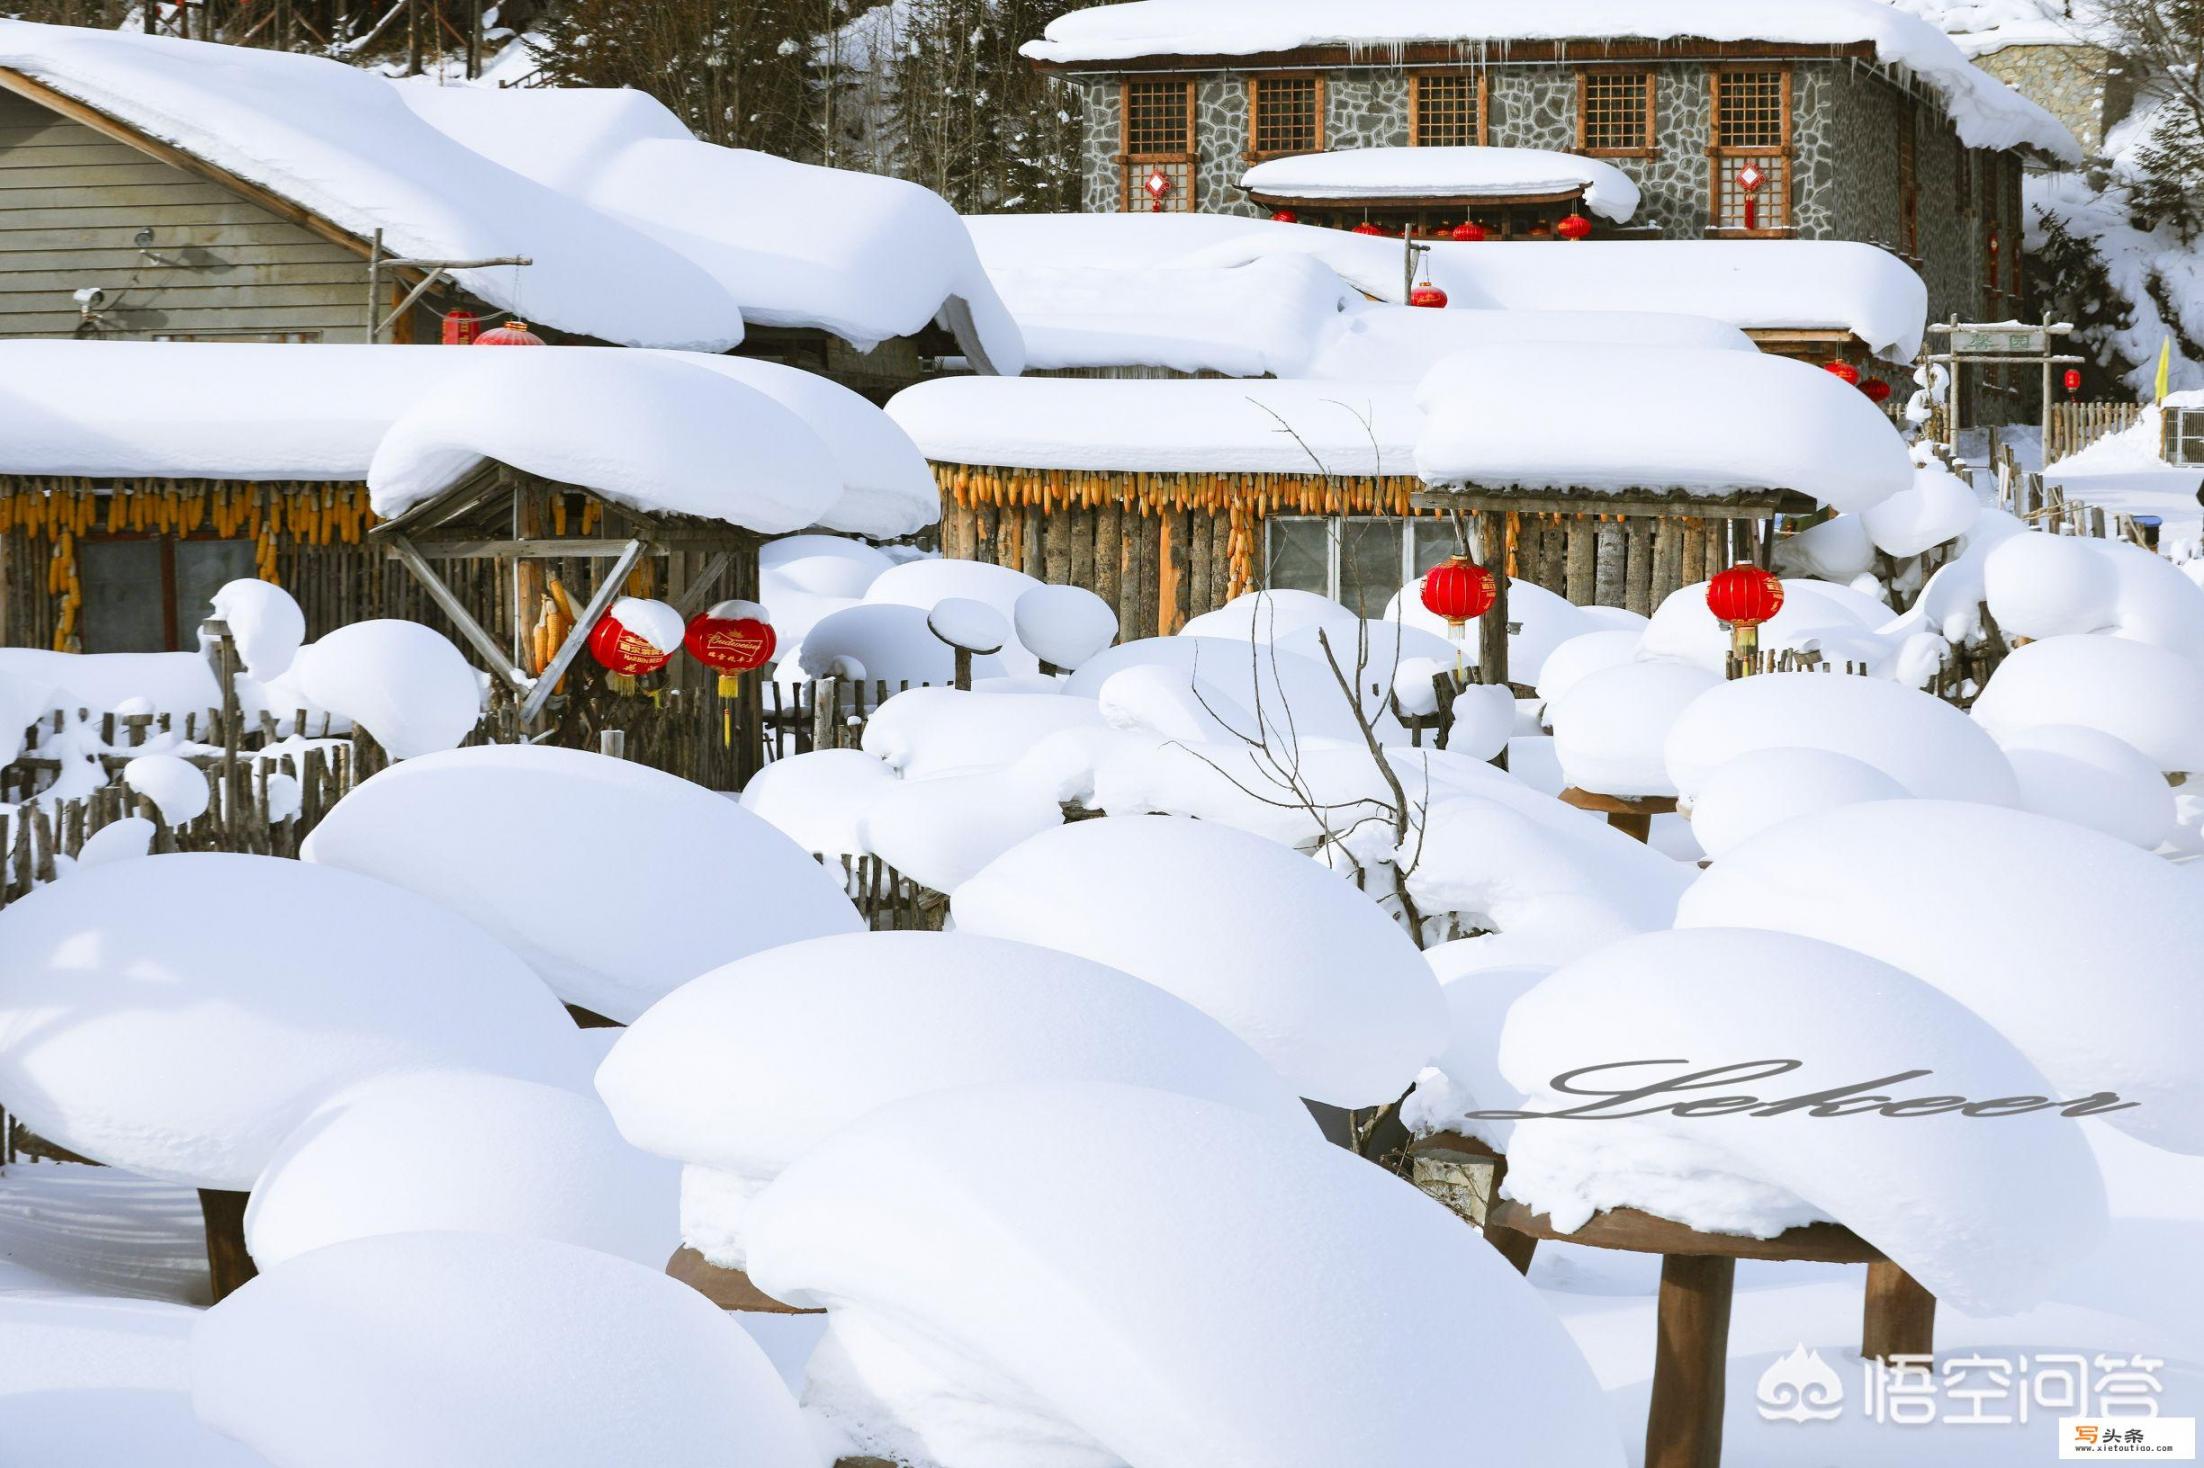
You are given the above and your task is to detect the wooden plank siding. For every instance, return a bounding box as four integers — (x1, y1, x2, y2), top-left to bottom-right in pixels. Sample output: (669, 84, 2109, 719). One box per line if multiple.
(0, 91, 374, 341)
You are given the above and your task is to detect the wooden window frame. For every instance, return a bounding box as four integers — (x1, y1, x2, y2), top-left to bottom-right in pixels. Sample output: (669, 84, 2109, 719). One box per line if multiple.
(1574, 67, 1657, 158)
(1245, 73, 1325, 161)
(1408, 70, 1488, 148)
(1706, 63, 1794, 237)
(1118, 76, 1198, 213)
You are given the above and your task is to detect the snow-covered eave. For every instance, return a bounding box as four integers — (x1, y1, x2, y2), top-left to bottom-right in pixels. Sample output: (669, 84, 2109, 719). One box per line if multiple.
(1415, 477, 1819, 509)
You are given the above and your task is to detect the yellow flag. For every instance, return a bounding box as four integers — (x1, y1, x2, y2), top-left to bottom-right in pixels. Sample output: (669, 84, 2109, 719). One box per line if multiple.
(2156, 338, 2173, 403)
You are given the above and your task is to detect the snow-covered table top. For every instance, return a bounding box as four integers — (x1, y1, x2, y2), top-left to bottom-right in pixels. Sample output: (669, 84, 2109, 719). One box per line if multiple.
(1241, 147, 1640, 223)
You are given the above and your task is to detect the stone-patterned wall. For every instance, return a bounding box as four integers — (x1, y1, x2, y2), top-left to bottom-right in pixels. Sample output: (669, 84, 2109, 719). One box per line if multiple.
(1328, 73, 1409, 152)
(1976, 44, 2111, 154)
(1075, 77, 1119, 215)
(1194, 77, 1250, 215)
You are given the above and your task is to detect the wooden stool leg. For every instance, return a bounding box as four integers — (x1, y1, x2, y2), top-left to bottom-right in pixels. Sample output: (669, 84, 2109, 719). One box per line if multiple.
(197, 1188, 258, 1304)
(1482, 1221, 1539, 1276)
(1646, 1253, 1734, 1468)
(1608, 810, 1653, 843)
(1861, 1260, 1936, 1361)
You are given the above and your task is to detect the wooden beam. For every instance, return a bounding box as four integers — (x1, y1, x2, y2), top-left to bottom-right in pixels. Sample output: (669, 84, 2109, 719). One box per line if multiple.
(519, 539, 650, 726)
(392, 537, 751, 559)
(671, 552, 738, 618)
(1412, 489, 1812, 519)
(1030, 37, 1880, 73)
(383, 532, 530, 693)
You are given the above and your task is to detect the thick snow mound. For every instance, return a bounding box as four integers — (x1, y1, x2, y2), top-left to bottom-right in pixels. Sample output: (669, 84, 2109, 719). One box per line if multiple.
(0, 853, 582, 1189)
(1406, 793, 1695, 961)
(290, 621, 479, 759)
(207, 579, 304, 683)
(1685, 746, 1909, 860)
(1497, 928, 2104, 1314)
(244, 1071, 677, 1270)
(1995, 723, 2175, 850)
(1548, 659, 1722, 797)
(864, 559, 1043, 673)
(192, 1232, 815, 1468)
(369, 351, 842, 532)
(952, 816, 1445, 1105)
(924, 596, 1008, 655)
(1179, 588, 1365, 645)
(1014, 584, 1118, 670)
(746, 1082, 1626, 1468)
(1862, 457, 1982, 557)
(1067, 635, 1405, 746)
(1307, 304, 1755, 382)
(1402, 958, 1553, 1150)
(1417, 347, 1914, 514)
(1971, 633, 2204, 773)
(122, 753, 210, 825)
(1243, 144, 1640, 220)
(860, 686, 1104, 780)
(798, 602, 1003, 686)
(302, 745, 862, 1022)
(1679, 800, 2204, 1154)
(1385, 576, 1592, 687)
(1533, 629, 1644, 708)
(1638, 576, 1893, 674)
(598, 932, 1311, 1265)
(858, 772, 1062, 892)
(738, 748, 896, 856)
(1664, 671, 2017, 806)
(1983, 533, 2204, 665)
(761, 534, 895, 598)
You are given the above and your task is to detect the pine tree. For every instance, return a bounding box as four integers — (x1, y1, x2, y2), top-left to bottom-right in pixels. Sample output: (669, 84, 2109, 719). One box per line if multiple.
(530, 0, 818, 155)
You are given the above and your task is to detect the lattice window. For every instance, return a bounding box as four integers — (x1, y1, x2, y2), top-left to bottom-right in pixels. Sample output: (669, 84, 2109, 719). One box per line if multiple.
(1412, 72, 1482, 147)
(1710, 68, 1791, 232)
(1250, 76, 1321, 158)
(1121, 79, 1194, 212)
(1579, 70, 1653, 154)
(2168, 408, 2204, 467)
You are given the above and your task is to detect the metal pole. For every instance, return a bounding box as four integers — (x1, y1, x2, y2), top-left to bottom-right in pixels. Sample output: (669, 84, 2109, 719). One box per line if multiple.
(2040, 309, 2054, 462)
(467, 0, 482, 79)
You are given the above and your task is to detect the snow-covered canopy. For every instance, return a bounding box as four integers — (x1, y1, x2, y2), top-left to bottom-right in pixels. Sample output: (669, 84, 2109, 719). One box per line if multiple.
(1497, 927, 2105, 1314)
(301, 745, 864, 1024)
(1023, 0, 2080, 160)
(1680, 800, 2204, 1156)
(398, 84, 1025, 373)
(887, 375, 1421, 475)
(968, 213, 1934, 363)
(952, 816, 1446, 1106)
(1243, 146, 1641, 223)
(192, 1233, 817, 1468)
(0, 853, 586, 1189)
(0, 342, 940, 538)
(1415, 347, 1916, 512)
(1306, 305, 1756, 381)
(745, 1081, 1628, 1468)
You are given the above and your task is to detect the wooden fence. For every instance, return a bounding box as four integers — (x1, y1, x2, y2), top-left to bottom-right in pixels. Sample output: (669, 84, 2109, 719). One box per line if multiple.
(2044, 402, 2145, 466)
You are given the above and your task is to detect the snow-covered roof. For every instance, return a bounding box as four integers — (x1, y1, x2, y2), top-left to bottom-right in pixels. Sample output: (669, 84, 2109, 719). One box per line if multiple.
(1414, 346, 1916, 511)
(0, 341, 941, 538)
(1883, 0, 2102, 58)
(1305, 304, 1758, 379)
(1024, 0, 2081, 160)
(967, 214, 1932, 363)
(0, 23, 1023, 367)
(888, 376, 1424, 475)
(398, 84, 1026, 373)
(1242, 146, 1641, 223)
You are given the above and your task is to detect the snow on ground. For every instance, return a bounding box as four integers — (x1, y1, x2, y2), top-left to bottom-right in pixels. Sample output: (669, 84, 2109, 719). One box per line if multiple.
(2044, 401, 2204, 546)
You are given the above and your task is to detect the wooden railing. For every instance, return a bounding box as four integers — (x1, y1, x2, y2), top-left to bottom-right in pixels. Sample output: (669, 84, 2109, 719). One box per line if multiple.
(2044, 401, 2145, 465)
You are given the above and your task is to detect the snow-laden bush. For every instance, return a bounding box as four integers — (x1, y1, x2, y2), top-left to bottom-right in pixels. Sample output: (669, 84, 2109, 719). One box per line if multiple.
(1971, 632, 2204, 773)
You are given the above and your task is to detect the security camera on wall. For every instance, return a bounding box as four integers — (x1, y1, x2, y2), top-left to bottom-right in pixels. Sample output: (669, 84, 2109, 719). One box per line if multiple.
(72, 286, 108, 313)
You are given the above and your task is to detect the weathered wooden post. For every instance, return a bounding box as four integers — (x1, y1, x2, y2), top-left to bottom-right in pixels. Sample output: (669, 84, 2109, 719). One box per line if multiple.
(197, 1188, 258, 1303)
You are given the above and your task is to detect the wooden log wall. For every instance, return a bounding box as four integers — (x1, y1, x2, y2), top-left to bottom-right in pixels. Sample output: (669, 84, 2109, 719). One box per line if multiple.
(933, 464, 1749, 625)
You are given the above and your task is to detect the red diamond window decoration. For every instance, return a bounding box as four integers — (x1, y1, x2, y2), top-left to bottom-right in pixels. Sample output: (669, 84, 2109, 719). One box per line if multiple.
(1736, 162, 1765, 192)
(1144, 168, 1173, 201)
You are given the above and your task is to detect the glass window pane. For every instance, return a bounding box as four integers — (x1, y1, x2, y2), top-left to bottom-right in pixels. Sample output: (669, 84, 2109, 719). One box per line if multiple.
(1339, 517, 1405, 616)
(173, 540, 257, 642)
(1265, 517, 1331, 596)
(1412, 520, 1462, 577)
(77, 538, 165, 653)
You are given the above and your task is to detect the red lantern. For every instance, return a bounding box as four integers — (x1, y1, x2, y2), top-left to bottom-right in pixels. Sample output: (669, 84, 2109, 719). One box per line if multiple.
(1351, 221, 1387, 236)
(475, 320, 546, 347)
(1409, 278, 1449, 309)
(2064, 368, 2083, 395)
(1451, 220, 1487, 242)
(440, 308, 478, 346)
(1862, 378, 1893, 404)
(1822, 360, 1862, 386)
(588, 611, 673, 680)
(1420, 554, 1496, 637)
(1269, 209, 1299, 224)
(1706, 564, 1783, 673)
(1734, 161, 1767, 229)
(1143, 168, 1172, 211)
(684, 605, 776, 694)
(1556, 212, 1593, 241)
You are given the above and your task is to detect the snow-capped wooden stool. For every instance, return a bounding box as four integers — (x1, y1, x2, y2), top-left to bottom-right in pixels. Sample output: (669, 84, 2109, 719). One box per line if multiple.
(1485, 1199, 1933, 1468)
(666, 1246, 823, 1315)
(1558, 786, 1677, 844)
